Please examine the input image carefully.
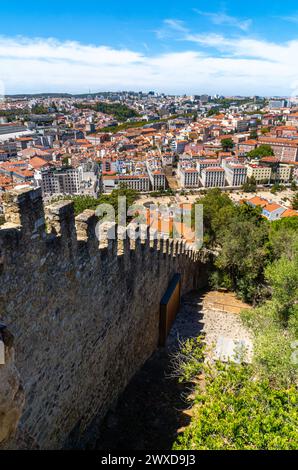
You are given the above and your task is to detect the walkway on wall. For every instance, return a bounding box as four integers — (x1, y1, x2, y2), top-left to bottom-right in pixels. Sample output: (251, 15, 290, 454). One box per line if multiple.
(93, 290, 251, 450)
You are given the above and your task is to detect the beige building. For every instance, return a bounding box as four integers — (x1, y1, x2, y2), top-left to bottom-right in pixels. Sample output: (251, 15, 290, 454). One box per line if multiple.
(246, 164, 272, 182)
(276, 164, 292, 183)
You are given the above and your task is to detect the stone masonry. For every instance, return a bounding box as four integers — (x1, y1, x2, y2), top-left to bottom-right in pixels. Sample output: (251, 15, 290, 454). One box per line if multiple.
(0, 187, 209, 449)
(0, 326, 25, 447)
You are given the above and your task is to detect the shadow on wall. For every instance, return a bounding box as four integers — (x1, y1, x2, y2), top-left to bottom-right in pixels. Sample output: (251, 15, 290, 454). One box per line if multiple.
(90, 291, 207, 451)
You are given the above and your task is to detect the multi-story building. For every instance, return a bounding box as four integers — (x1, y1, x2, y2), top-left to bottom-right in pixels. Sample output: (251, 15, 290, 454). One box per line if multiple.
(259, 157, 292, 183)
(269, 99, 287, 109)
(287, 113, 298, 127)
(146, 161, 166, 190)
(149, 170, 166, 190)
(246, 164, 272, 183)
(0, 149, 9, 161)
(178, 168, 199, 188)
(234, 119, 250, 132)
(37, 164, 99, 197)
(171, 140, 188, 154)
(0, 123, 34, 143)
(292, 164, 298, 183)
(197, 159, 221, 176)
(275, 164, 292, 183)
(200, 167, 225, 188)
(118, 174, 150, 192)
(38, 167, 80, 195)
(237, 139, 258, 156)
(222, 159, 247, 186)
(258, 137, 298, 163)
(161, 153, 174, 166)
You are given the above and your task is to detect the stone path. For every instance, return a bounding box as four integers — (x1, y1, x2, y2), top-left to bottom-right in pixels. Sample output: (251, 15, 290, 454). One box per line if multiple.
(170, 291, 253, 362)
(93, 290, 252, 450)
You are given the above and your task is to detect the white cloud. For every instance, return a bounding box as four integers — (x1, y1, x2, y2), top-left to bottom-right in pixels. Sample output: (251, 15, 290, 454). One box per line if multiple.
(193, 9, 252, 31)
(154, 18, 188, 39)
(280, 14, 298, 24)
(0, 35, 298, 96)
(163, 19, 188, 33)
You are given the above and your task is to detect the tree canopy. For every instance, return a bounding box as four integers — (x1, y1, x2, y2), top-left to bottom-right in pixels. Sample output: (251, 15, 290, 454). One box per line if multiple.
(193, 189, 269, 302)
(247, 144, 274, 159)
(75, 102, 139, 122)
(174, 195, 298, 450)
(221, 138, 234, 151)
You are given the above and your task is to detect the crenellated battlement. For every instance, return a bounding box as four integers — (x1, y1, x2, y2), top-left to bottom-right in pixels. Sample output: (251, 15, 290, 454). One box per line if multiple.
(0, 188, 201, 266)
(0, 187, 210, 449)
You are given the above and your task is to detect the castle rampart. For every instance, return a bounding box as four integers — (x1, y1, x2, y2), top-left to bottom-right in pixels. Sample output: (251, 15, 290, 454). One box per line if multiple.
(0, 187, 209, 449)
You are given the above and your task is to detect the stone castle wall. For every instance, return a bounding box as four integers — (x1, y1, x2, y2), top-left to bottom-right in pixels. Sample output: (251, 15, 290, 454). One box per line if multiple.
(0, 188, 209, 449)
(0, 326, 25, 447)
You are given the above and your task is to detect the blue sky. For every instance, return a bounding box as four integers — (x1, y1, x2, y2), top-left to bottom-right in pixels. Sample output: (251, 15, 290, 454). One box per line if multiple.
(1, 1, 298, 95)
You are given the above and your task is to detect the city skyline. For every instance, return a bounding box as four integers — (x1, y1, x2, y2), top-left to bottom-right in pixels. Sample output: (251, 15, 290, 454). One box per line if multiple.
(1, 2, 298, 96)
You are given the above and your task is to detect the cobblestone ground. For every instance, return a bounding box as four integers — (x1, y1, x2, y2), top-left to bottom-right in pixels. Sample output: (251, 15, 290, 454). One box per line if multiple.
(94, 290, 252, 450)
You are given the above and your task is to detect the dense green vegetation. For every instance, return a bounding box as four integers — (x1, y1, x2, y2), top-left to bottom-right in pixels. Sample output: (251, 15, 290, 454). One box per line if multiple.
(99, 120, 154, 133)
(192, 189, 298, 304)
(51, 187, 139, 218)
(75, 101, 139, 121)
(0, 108, 29, 121)
(31, 104, 50, 114)
(173, 352, 298, 450)
(0, 104, 53, 121)
(174, 192, 298, 450)
(270, 183, 286, 194)
(242, 176, 257, 192)
(247, 144, 274, 159)
(292, 192, 298, 210)
(206, 107, 221, 117)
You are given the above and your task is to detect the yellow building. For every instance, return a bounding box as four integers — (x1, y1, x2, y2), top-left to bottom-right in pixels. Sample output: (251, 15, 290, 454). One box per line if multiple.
(246, 164, 272, 182)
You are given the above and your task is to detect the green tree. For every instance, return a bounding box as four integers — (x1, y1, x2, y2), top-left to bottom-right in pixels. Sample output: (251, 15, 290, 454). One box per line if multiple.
(213, 215, 269, 302)
(31, 104, 49, 114)
(207, 107, 220, 117)
(268, 217, 298, 260)
(247, 144, 274, 159)
(173, 354, 298, 450)
(75, 102, 139, 122)
(242, 229, 298, 387)
(193, 189, 235, 245)
(292, 192, 298, 210)
(51, 188, 139, 218)
(221, 138, 234, 151)
(242, 176, 257, 192)
(261, 127, 270, 135)
(249, 130, 258, 139)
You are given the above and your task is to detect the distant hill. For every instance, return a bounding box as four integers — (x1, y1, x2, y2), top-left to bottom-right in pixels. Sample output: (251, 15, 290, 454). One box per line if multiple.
(5, 92, 122, 99)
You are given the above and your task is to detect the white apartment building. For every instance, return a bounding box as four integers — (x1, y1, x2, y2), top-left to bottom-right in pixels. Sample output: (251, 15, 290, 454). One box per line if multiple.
(37, 163, 100, 197)
(39, 167, 80, 195)
(222, 159, 247, 186)
(146, 161, 166, 190)
(200, 167, 226, 188)
(179, 168, 199, 188)
(197, 159, 221, 176)
(150, 170, 166, 190)
(118, 174, 150, 192)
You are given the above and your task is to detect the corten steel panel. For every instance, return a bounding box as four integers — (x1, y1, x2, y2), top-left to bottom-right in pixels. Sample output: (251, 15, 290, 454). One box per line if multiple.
(159, 274, 181, 346)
